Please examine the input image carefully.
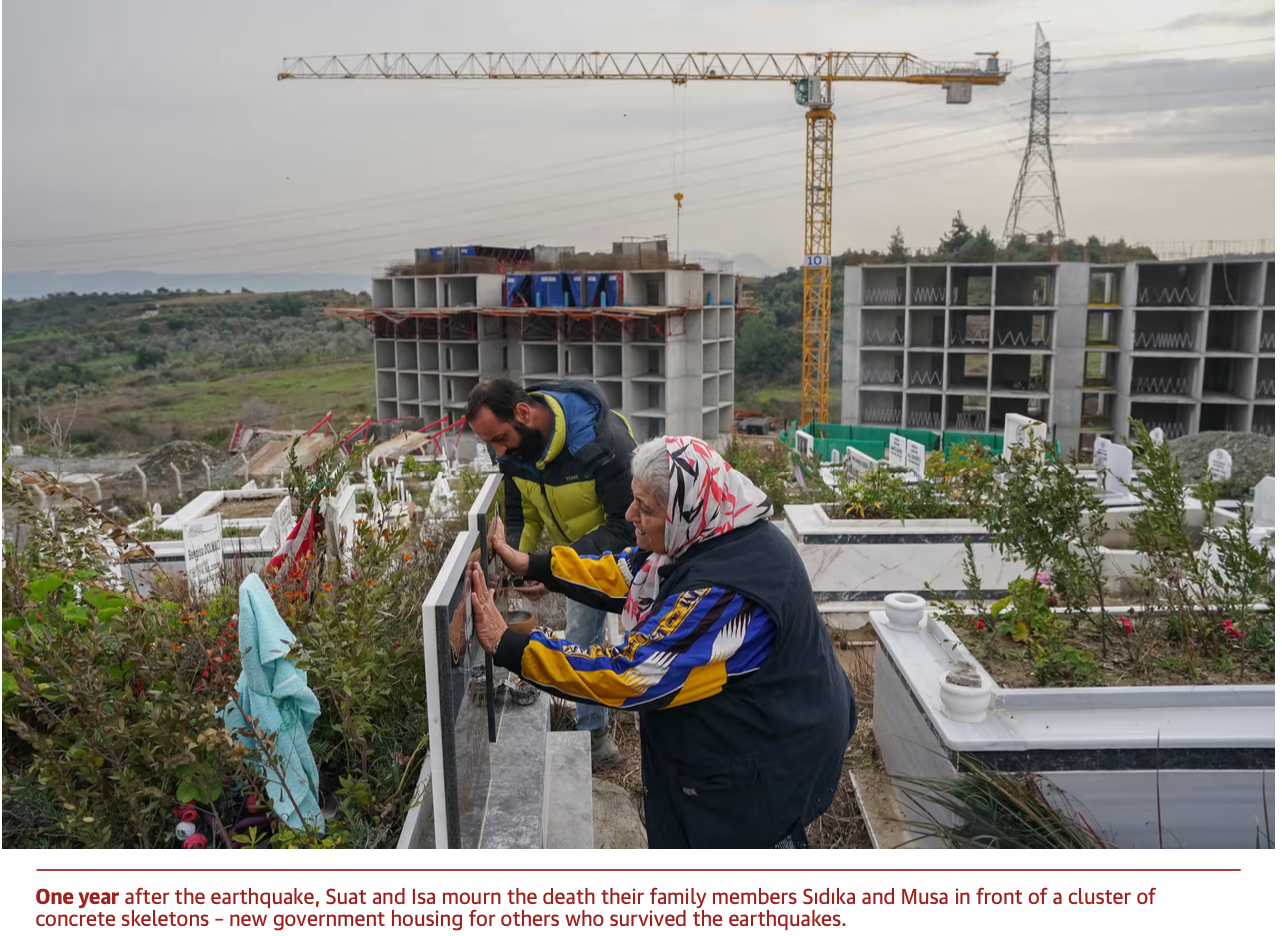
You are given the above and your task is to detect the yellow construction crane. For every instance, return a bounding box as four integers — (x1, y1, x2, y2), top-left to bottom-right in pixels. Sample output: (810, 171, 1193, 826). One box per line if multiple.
(279, 52, 1009, 425)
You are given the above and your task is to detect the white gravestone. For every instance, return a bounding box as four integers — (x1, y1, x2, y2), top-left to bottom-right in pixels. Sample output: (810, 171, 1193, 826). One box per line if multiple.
(267, 498, 295, 550)
(1253, 477, 1274, 527)
(182, 513, 223, 599)
(1207, 448, 1233, 483)
(1149, 426, 1165, 446)
(905, 440, 927, 480)
(1093, 437, 1110, 475)
(1102, 443, 1134, 497)
(794, 430, 814, 458)
(1002, 413, 1048, 459)
(844, 446, 877, 481)
(887, 433, 907, 468)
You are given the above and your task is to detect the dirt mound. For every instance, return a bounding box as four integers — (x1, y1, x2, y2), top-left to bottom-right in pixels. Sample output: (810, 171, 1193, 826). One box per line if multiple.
(137, 440, 226, 482)
(1168, 431, 1274, 486)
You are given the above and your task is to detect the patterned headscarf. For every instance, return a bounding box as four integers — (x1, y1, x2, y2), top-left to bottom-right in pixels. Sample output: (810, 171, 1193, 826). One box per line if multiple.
(623, 436, 773, 630)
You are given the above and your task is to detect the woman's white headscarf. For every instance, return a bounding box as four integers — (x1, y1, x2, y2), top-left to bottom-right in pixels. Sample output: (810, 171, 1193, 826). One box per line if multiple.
(623, 436, 772, 630)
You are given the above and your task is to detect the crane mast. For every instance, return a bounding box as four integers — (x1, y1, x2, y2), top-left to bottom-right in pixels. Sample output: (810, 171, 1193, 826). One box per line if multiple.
(280, 50, 1009, 427)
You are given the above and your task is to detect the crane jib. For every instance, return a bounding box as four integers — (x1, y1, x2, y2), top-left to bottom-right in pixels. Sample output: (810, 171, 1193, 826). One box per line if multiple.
(279, 49, 1009, 426)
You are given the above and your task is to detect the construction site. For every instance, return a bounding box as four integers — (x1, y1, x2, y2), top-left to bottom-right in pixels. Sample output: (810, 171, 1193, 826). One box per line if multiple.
(352, 238, 742, 444)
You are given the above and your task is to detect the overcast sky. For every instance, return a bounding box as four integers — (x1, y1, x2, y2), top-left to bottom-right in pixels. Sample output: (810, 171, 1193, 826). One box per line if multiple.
(2, 0, 1275, 277)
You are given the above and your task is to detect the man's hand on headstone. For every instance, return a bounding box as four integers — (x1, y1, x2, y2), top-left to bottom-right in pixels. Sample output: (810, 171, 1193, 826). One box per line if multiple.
(487, 515, 531, 577)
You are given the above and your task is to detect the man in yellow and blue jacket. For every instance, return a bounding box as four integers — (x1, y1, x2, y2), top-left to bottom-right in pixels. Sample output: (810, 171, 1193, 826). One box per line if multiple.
(465, 377, 636, 762)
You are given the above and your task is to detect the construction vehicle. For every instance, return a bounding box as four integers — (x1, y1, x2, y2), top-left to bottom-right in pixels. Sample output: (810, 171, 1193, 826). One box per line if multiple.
(279, 51, 1009, 425)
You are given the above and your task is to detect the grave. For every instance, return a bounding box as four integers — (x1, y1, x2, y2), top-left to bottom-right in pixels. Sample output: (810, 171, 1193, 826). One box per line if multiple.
(1254, 476, 1275, 528)
(1207, 448, 1233, 483)
(844, 446, 877, 481)
(794, 430, 814, 458)
(400, 473, 593, 849)
(1099, 442, 1138, 506)
(904, 439, 927, 480)
(1001, 413, 1047, 459)
(1092, 437, 1110, 473)
(887, 433, 907, 469)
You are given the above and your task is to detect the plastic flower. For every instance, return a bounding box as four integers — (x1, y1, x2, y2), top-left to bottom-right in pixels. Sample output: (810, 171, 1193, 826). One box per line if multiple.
(322, 583, 332, 592)
(182, 833, 208, 849)
(180, 806, 198, 823)
(1223, 620, 1242, 639)
(246, 794, 262, 813)
(1035, 571, 1050, 587)
(172, 643, 182, 652)
(1118, 617, 1134, 634)
(403, 554, 412, 562)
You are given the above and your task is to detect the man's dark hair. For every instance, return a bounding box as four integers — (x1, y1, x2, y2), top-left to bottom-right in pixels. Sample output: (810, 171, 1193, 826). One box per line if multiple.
(464, 377, 536, 423)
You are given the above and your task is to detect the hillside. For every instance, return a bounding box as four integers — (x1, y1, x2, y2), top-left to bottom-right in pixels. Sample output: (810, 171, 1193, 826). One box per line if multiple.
(3, 288, 373, 452)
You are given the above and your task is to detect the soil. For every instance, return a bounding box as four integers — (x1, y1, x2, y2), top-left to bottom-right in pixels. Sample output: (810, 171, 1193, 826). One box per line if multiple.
(205, 495, 285, 520)
(956, 614, 1275, 688)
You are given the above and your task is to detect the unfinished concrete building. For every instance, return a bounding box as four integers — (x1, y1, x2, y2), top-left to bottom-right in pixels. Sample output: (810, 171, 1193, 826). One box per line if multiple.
(843, 258, 1275, 456)
(365, 252, 741, 443)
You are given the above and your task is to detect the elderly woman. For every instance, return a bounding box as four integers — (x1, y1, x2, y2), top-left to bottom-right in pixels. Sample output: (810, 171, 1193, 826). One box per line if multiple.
(469, 435, 856, 849)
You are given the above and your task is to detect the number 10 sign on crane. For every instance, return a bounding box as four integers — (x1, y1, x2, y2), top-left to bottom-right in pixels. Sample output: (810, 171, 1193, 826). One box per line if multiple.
(279, 51, 1009, 425)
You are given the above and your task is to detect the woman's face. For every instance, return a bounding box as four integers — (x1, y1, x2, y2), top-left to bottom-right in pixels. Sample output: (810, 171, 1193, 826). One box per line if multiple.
(625, 479, 667, 554)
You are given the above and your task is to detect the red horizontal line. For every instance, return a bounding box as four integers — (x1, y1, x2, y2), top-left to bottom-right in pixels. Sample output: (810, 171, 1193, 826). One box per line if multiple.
(39, 869, 1242, 873)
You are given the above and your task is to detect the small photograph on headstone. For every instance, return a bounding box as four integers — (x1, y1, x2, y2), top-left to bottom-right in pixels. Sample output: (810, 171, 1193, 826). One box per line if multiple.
(794, 430, 814, 458)
(1002, 413, 1047, 459)
(1093, 437, 1110, 474)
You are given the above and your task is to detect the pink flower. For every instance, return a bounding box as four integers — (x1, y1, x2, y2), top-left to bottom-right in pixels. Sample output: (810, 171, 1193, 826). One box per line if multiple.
(182, 833, 207, 849)
(179, 806, 198, 823)
(1223, 620, 1242, 639)
(1035, 571, 1050, 587)
(1118, 617, 1134, 634)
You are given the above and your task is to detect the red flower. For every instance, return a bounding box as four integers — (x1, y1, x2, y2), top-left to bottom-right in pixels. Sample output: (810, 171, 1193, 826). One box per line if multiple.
(969, 616, 984, 631)
(1118, 617, 1134, 634)
(1223, 620, 1242, 639)
(247, 794, 262, 813)
(171, 800, 195, 817)
(182, 833, 207, 849)
(180, 806, 198, 823)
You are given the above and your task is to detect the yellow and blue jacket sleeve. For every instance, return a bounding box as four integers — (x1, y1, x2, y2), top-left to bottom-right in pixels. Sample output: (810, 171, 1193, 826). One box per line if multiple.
(493, 585, 776, 712)
(525, 544, 639, 613)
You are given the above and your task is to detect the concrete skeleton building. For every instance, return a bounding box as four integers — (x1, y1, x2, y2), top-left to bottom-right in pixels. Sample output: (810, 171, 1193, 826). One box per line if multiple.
(366, 252, 741, 443)
(842, 259, 1275, 456)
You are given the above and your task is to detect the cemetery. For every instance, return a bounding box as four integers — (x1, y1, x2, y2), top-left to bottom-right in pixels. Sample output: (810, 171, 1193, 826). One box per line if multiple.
(1, 413, 1273, 849)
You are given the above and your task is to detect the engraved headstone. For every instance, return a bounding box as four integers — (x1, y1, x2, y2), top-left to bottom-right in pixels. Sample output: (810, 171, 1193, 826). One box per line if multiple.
(182, 513, 223, 599)
(1002, 413, 1047, 459)
(844, 446, 877, 481)
(905, 439, 927, 480)
(1207, 448, 1233, 483)
(1093, 437, 1110, 474)
(794, 430, 814, 458)
(888, 433, 907, 468)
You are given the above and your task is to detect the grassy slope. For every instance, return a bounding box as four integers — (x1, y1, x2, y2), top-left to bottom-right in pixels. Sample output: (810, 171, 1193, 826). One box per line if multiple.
(4, 289, 374, 450)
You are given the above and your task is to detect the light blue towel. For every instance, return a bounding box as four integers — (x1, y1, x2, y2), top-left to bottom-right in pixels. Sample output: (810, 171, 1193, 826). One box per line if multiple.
(219, 573, 325, 832)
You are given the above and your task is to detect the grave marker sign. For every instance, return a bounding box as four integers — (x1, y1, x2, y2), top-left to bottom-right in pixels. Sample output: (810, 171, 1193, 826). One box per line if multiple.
(1102, 443, 1134, 497)
(1002, 413, 1048, 459)
(888, 433, 907, 468)
(1254, 476, 1275, 527)
(905, 440, 927, 480)
(182, 513, 223, 599)
(794, 430, 814, 458)
(1207, 448, 1233, 483)
(844, 446, 877, 481)
(1093, 437, 1110, 475)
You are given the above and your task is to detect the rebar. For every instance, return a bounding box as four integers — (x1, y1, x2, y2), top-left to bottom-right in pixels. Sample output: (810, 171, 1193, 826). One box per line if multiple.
(1137, 285, 1196, 306)
(1131, 376, 1191, 395)
(909, 369, 942, 387)
(862, 327, 904, 345)
(862, 368, 902, 385)
(863, 287, 905, 305)
(1134, 331, 1194, 350)
(860, 408, 901, 424)
(1256, 378, 1275, 397)
(907, 410, 941, 428)
(950, 411, 986, 430)
(912, 286, 948, 305)
(1261, 331, 1275, 351)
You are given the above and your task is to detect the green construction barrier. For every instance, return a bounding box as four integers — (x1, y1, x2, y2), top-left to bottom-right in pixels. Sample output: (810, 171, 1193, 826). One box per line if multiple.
(943, 431, 1004, 456)
(898, 428, 940, 451)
